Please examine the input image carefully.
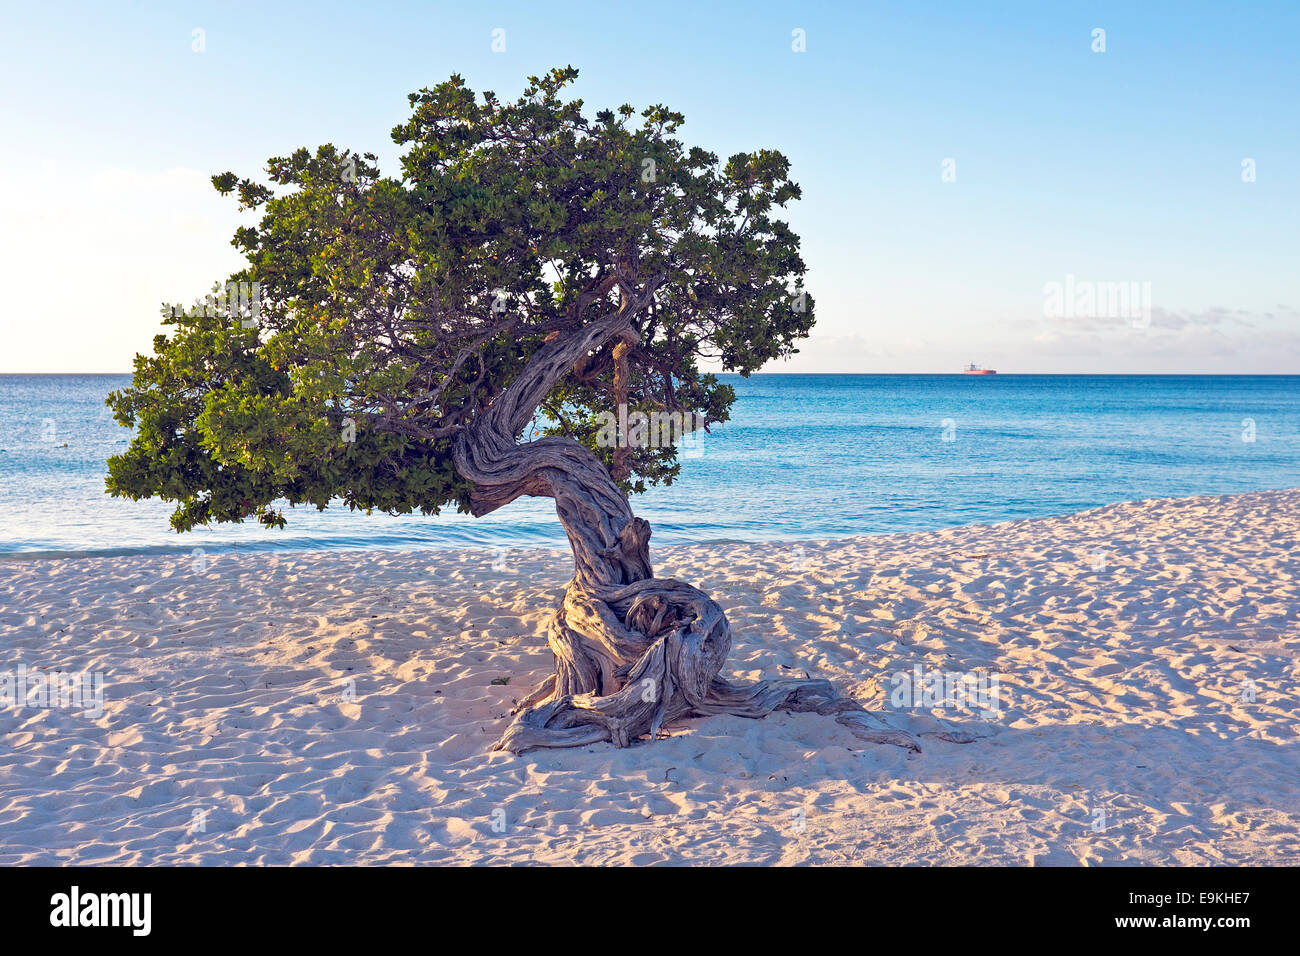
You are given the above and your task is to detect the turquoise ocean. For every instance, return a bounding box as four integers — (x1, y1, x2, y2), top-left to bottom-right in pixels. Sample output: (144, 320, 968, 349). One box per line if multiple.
(1, 373, 1297, 558)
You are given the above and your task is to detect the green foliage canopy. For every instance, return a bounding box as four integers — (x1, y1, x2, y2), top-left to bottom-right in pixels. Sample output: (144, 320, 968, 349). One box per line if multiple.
(107, 67, 814, 531)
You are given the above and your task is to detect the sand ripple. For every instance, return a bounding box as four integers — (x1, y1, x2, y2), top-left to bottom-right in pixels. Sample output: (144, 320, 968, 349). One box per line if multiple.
(1, 489, 1297, 864)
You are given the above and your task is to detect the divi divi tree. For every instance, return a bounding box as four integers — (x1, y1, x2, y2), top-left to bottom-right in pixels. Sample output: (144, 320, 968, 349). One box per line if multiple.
(109, 68, 964, 754)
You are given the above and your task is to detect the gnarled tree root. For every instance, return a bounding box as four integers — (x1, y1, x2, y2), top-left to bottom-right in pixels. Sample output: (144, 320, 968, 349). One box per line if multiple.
(451, 306, 986, 759)
(492, 576, 985, 755)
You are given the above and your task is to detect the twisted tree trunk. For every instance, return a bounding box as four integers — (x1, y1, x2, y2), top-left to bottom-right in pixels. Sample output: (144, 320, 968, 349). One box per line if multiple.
(454, 300, 975, 755)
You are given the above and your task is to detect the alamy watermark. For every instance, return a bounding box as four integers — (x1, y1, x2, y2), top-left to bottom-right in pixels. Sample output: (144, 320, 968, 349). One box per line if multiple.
(1043, 274, 1152, 328)
(594, 403, 707, 459)
(165, 280, 261, 328)
(1, 663, 105, 718)
(50, 886, 150, 936)
(889, 664, 1000, 718)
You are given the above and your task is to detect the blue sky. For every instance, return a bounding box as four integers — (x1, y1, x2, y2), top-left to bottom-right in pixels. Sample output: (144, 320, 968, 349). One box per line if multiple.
(1, 0, 1296, 372)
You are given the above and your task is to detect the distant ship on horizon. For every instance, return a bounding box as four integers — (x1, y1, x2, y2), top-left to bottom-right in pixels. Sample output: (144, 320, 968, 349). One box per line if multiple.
(964, 362, 997, 375)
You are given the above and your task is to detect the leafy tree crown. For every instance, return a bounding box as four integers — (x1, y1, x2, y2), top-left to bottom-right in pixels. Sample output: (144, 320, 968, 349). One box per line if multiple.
(107, 67, 814, 530)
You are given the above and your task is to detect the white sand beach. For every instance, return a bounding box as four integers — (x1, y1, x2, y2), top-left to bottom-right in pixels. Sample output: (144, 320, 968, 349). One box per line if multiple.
(1, 488, 1297, 866)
